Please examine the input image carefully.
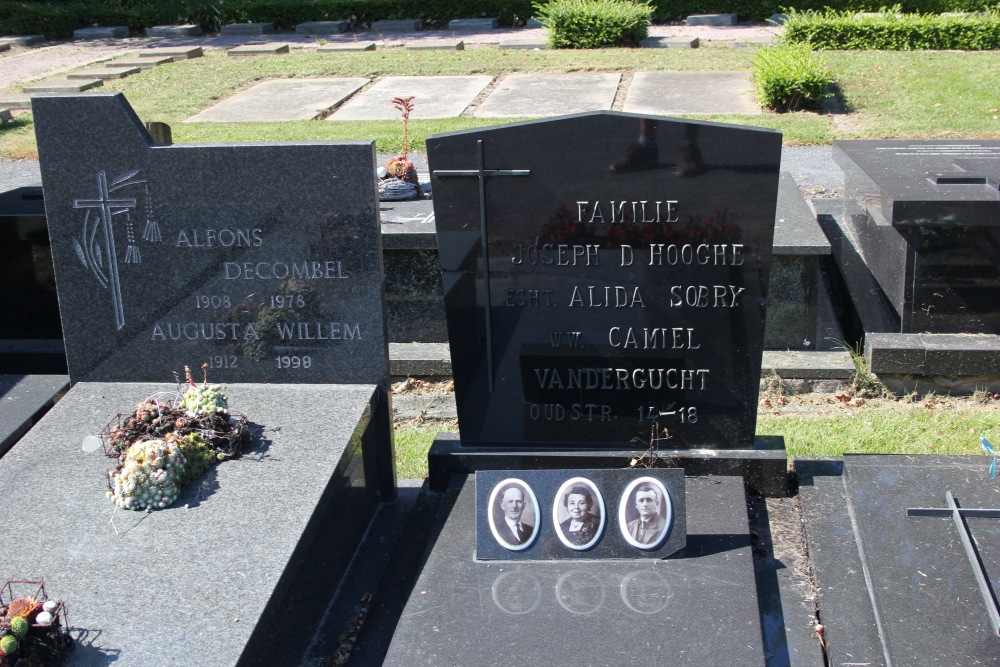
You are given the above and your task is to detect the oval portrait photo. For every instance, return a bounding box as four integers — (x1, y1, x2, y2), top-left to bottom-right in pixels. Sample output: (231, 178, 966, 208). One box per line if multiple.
(618, 477, 672, 550)
(553, 477, 606, 551)
(487, 478, 540, 551)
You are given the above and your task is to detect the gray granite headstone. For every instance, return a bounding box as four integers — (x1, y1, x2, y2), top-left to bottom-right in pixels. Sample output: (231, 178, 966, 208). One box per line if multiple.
(33, 93, 391, 386)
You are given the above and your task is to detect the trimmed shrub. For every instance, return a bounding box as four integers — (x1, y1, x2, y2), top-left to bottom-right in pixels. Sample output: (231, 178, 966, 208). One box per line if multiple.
(752, 42, 835, 111)
(534, 0, 652, 48)
(782, 7, 1000, 50)
(0, 0, 176, 38)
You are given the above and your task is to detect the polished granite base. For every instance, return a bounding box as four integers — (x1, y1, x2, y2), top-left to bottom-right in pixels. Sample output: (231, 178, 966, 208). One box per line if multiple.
(383, 475, 767, 666)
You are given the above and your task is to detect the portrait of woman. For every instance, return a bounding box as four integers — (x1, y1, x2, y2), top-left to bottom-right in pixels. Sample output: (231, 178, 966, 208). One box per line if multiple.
(553, 477, 605, 550)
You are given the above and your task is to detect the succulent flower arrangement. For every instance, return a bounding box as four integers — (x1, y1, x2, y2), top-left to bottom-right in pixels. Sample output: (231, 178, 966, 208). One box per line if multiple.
(101, 365, 250, 511)
(378, 96, 422, 201)
(0, 580, 72, 667)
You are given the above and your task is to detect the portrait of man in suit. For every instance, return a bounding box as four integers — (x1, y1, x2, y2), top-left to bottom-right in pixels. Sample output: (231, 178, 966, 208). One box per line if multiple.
(622, 480, 669, 548)
(490, 481, 537, 548)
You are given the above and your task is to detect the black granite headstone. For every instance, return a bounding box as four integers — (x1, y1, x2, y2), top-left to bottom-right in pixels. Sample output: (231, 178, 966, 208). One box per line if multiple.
(834, 140, 1000, 334)
(429, 113, 782, 448)
(33, 93, 390, 385)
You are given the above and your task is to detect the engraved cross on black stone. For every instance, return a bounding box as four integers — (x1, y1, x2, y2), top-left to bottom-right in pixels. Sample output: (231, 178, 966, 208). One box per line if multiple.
(432, 139, 530, 393)
(908, 491, 1000, 635)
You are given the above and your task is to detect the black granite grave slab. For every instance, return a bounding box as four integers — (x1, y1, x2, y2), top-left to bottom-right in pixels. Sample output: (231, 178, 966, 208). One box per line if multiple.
(0, 184, 61, 341)
(833, 140, 1000, 333)
(32, 93, 390, 387)
(794, 459, 885, 667)
(429, 113, 782, 449)
(799, 455, 1000, 665)
(383, 474, 766, 666)
(475, 468, 686, 559)
(0, 374, 68, 456)
(0, 382, 381, 666)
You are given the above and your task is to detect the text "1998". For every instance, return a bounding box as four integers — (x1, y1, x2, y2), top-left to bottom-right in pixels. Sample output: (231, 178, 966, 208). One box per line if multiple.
(276, 355, 311, 369)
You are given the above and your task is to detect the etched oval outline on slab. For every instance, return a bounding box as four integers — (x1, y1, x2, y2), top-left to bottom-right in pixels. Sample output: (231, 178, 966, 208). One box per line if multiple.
(618, 476, 672, 550)
(487, 477, 540, 551)
(552, 476, 606, 551)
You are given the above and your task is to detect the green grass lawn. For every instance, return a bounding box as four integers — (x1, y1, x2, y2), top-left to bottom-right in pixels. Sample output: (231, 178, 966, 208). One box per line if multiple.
(2, 47, 999, 158)
(392, 397, 1000, 479)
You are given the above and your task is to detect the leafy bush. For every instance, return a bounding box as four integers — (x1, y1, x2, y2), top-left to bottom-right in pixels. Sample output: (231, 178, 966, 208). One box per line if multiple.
(752, 42, 835, 111)
(534, 0, 652, 48)
(782, 6, 1000, 49)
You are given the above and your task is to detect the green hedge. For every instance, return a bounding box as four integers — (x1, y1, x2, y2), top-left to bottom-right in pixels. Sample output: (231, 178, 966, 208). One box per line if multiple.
(752, 42, 834, 110)
(0, 0, 534, 35)
(0, 1, 180, 37)
(534, 0, 652, 47)
(651, 0, 997, 21)
(781, 7, 1000, 49)
(3, 0, 998, 36)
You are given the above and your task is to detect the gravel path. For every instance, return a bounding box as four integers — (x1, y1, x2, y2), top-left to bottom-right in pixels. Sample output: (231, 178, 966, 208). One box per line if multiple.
(0, 41, 136, 89)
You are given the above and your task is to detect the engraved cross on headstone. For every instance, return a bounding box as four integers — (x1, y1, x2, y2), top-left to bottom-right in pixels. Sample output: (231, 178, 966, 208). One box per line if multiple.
(907, 491, 1000, 635)
(432, 139, 529, 393)
(73, 170, 138, 330)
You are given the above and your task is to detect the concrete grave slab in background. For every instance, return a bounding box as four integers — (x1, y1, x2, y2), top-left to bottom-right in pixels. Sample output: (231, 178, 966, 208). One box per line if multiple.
(138, 46, 202, 60)
(185, 77, 368, 122)
(331, 76, 492, 120)
(112, 56, 174, 69)
(67, 66, 140, 80)
(687, 13, 737, 25)
(220, 22, 274, 35)
(146, 24, 202, 37)
(406, 39, 464, 50)
(317, 41, 377, 51)
(227, 43, 290, 56)
(296, 21, 348, 34)
(23, 78, 103, 93)
(0, 35, 46, 46)
(0, 95, 30, 110)
(0, 109, 9, 124)
(473, 73, 619, 117)
(498, 38, 548, 49)
(73, 26, 129, 39)
(641, 36, 700, 48)
(372, 19, 422, 31)
(448, 18, 498, 30)
(622, 71, 760, 115)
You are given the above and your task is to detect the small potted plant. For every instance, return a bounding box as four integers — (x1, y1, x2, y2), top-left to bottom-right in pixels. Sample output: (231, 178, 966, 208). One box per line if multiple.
(0, 580, 72, 666)
(100, 365, 250, 511)
(378, 96, 421, 201)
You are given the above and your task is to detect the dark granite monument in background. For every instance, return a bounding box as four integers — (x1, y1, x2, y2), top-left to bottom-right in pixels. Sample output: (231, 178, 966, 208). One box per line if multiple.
(833, 139, 1000, 334)
(0, 92, 395, 666)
